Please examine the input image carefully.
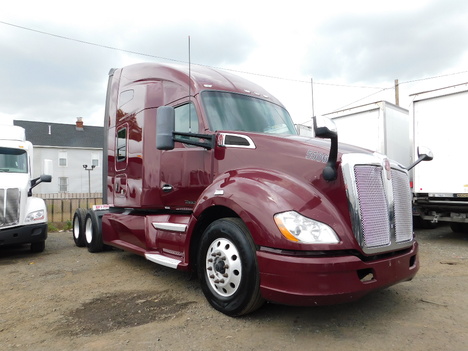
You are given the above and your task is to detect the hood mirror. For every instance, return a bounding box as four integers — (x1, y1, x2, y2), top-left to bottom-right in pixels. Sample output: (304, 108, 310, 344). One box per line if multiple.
(313, 116, 338, 181)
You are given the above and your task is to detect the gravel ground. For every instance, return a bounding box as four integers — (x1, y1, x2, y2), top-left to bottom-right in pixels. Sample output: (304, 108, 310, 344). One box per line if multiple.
(0, 225, 467, 351)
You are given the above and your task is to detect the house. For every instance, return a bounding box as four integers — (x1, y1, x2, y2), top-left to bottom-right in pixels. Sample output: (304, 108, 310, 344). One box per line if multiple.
(13, 118, 104, 194)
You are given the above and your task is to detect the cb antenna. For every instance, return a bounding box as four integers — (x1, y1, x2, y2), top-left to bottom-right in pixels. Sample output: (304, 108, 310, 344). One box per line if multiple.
(188, 35, 192, 132)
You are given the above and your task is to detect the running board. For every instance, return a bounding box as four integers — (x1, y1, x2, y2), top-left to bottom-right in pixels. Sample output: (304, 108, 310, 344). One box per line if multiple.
(145, 253, 181, 269)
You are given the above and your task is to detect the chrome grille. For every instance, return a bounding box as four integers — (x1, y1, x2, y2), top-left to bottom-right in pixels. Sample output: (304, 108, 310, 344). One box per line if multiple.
(342, 154, 414, 255)
(354, 166, 390, 247)
(392, 169, 413, 242)
(0, 188, 20, 227)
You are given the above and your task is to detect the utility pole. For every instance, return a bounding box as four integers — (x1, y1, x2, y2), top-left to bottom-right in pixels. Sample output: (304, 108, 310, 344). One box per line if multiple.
(311, 77, 315, 117)
(394, 79, 400, 106)
(83, 164, 96, 194)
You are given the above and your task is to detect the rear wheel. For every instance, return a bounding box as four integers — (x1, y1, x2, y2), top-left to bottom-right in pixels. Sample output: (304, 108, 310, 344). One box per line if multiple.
(85, 210, 104, 253)
(198, 218, 264, 316)
(72, 208, 87, 247)
(450, 222, 468, 233)
(413, 216, 437, 229)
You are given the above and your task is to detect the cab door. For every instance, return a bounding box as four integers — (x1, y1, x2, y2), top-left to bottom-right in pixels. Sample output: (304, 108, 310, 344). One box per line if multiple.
(159, 102, 212, 210)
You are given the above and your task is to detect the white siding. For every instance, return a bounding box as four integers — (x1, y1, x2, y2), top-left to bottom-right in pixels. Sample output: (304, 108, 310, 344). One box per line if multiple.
(32, 146, 103, 194)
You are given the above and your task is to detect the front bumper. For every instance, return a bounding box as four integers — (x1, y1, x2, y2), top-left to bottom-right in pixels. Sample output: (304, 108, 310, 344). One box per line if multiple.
(257, 242, 419, 306)
(0, 223, 48, 247)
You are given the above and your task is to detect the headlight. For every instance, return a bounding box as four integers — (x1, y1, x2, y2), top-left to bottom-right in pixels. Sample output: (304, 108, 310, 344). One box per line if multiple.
(25, 210, 45, 222)
(274, 211, 339, 244)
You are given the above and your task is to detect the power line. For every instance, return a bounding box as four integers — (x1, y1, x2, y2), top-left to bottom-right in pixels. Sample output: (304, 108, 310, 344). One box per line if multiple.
(330, 70, 468, 114)
(0, 20, 382, 89)
(2, 20, 467, 114)
(0, 20, 188, 64)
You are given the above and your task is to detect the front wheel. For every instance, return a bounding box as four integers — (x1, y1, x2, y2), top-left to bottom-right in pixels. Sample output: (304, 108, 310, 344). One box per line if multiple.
(30, 241, 45, 253)
(198, 218, 264, 316)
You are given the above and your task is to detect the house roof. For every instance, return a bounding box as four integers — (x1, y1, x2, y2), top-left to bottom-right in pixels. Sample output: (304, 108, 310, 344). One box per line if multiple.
(13, 120, 104, 148)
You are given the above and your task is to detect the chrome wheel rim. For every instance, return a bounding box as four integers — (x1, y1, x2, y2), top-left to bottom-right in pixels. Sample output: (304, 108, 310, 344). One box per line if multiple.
(205, 238, 242, 297)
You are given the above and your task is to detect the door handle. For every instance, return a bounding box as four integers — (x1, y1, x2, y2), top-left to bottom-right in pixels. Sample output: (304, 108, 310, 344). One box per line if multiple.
(162, 184, 173, 193)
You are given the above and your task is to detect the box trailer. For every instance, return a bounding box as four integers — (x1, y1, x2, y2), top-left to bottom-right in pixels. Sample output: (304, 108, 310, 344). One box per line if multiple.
(411, 82, 468, 232)
(323, 101, 410, 167)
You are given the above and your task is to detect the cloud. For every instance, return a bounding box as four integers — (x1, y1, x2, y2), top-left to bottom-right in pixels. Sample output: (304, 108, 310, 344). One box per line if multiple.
(0, 20, 256, 126)
(302, 0, 468, 83)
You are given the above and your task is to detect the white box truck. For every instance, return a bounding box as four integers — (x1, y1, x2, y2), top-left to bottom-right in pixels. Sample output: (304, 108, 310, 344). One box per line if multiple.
(410, 82, 468, 233)
(323, 101, 411, 167)
(0, 123, 52, 252)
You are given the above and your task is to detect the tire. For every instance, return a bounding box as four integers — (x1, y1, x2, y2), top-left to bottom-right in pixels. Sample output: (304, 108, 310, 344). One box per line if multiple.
(72, 208, 87, 247)
(30, 241, 45, 253)
(197, 218, 264, 316)
(450, 222, 468, 233)
(85, 210, 104, 253)
(413, 216, 437, 229)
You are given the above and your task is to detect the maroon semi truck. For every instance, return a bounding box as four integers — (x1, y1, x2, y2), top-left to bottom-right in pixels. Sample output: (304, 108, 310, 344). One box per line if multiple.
(73, 62, 426, 316)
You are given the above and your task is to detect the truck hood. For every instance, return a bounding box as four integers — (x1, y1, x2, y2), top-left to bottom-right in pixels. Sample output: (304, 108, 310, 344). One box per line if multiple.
(216, 132, 374, 179)
(0, 173, 30, 189)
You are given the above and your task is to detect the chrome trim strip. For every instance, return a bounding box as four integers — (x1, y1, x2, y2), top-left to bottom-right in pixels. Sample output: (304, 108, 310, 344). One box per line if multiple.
(218, 133, 256, 149)
(145, 253, 181, 269)
(152, 222, 187, 232)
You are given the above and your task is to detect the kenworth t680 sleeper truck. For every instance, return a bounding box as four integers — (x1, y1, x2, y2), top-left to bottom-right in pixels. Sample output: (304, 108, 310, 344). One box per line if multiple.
(72, 62, 429, 316)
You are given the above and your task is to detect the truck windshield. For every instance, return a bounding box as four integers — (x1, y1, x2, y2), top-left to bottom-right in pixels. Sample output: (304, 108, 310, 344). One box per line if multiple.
(202, 91, 297, 135)
(0, 147, 28, 173)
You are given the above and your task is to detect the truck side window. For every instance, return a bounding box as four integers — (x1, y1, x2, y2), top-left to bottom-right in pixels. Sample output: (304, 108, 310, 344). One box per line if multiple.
(175, 103, 199, 133)
(116, 127, 127, 162)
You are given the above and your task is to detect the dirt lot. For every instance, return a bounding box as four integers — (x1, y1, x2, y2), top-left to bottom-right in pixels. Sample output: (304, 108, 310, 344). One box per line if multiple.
(1, 225, 467, 351)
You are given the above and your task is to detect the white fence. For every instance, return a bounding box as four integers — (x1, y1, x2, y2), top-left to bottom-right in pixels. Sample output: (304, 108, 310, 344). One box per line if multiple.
(35, 193, 103, 224)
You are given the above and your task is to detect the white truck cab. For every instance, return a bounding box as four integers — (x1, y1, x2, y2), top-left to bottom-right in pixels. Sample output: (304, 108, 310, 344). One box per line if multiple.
(0, 124, 51, 253)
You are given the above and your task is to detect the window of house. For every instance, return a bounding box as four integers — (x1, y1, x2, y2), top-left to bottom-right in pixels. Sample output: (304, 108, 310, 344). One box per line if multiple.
(91, 152, 99, 167)
(59, 177, 68, 192)
(58, 151, 68, 167)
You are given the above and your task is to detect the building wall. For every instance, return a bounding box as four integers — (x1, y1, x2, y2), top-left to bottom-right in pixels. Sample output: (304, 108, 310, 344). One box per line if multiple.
(32, 146, 103, 194)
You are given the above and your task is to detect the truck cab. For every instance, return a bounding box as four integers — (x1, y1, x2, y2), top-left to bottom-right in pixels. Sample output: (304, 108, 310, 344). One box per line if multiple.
(0, 125, 51, 253)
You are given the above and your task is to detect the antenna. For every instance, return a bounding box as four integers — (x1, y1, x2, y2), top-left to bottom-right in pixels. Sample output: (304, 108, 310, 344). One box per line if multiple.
(188, 35, 192, 132)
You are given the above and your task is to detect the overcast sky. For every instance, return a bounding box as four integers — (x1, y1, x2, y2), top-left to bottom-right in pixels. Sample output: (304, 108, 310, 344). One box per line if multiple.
(1, 0, 467, 127)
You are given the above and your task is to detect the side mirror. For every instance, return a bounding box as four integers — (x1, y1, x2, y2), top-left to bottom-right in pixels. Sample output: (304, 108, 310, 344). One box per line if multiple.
(313, 116, 338, 181)
(29, 174, 52, 196)
(407, 146, 433, 170)
(156, 106, 175, 150)
(40, 174, 52, 183)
